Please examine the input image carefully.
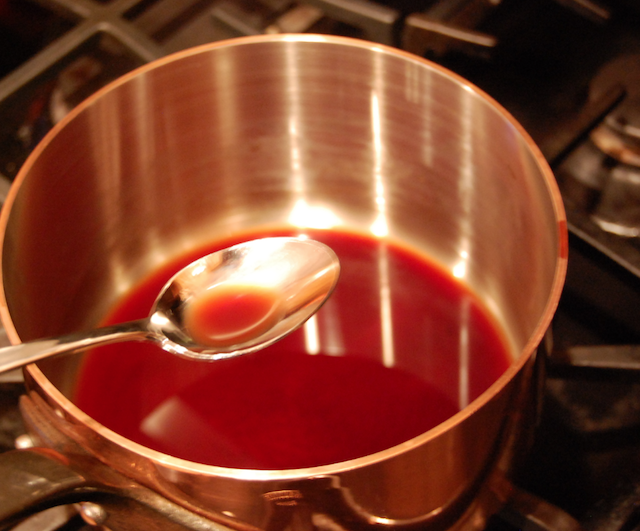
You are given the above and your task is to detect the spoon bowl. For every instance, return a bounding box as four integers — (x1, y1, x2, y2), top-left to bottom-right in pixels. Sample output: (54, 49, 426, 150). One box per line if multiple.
(149, 237, 340, 359)
(0, 237, 340, 373)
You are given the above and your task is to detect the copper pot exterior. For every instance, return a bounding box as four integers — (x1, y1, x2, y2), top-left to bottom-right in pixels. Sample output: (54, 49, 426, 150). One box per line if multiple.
(0, 35, 567, 530)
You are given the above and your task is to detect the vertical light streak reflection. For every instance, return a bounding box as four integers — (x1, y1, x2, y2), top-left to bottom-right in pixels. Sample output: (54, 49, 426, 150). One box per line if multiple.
(370, 73, 395, 367)
(285, 43, 320, 357)
(304, 315, 320, 354)
(458, 297, 470, 409)
(284, 46, 343, 230)
(289, 115, 304, 195)
(370, 92, 387, 238)
(215, 52, 237, 152)
(286, 43, 305, 198)
(456, 86, 476, 407)
(378, 244, 395, 368)
(318, 299, 345, 356)
(133, 75, 169, 270)
(404, 60, 434, 168)
(90, 87, 126, 297)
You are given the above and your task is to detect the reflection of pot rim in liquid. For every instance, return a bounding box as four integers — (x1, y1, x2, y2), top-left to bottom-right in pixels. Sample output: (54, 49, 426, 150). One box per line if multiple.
(184, 283, 285, 347)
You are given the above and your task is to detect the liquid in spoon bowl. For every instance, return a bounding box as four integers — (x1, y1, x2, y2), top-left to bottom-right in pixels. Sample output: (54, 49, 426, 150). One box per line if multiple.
(184, 283, 285, 348)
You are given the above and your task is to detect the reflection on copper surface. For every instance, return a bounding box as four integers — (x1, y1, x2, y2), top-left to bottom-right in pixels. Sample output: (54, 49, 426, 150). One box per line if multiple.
(302, 314, 321, 354)
(458, 296, 470, 410)
(378, 243, 395, 368)
(288, 199, 342, 228)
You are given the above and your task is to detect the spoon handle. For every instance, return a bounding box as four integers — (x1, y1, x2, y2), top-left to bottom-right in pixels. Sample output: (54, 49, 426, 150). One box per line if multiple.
(0, 320, 150, 375)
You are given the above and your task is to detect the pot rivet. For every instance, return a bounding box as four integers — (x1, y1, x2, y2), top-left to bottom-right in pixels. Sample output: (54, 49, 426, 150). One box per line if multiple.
(78, 502, 108, 526)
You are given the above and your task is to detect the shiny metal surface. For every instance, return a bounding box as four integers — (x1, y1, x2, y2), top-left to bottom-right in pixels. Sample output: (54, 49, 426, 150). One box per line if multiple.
(0, 35, 566, 530)
(0, 237, 340, 372)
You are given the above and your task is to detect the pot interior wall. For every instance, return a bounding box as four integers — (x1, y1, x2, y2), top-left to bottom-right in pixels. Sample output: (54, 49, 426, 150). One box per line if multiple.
(1, 37, 561, 395)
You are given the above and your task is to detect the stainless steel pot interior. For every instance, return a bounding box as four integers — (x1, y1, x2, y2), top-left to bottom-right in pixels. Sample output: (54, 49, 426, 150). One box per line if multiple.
(0, 34, 567, 528)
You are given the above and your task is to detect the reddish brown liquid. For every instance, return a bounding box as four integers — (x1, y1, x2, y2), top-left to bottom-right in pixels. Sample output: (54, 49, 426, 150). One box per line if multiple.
(74, 230, 512, 470)
(185, 284, 283, 347)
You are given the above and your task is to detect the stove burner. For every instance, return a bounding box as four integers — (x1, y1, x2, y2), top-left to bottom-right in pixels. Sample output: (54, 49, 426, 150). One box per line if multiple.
(591, 163, 640, 237)
(589, 54, 640, 167)
(578, 54, 640, 237)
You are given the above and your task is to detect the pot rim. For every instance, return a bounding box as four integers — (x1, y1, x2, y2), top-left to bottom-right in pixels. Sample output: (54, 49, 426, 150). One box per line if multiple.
(0, 33, 568, 481)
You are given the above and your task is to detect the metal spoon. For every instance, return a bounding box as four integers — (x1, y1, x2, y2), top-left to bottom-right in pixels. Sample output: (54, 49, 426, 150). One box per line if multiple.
(0, 237, 340, 374)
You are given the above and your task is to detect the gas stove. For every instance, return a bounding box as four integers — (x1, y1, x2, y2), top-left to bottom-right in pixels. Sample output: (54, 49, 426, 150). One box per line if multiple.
(2, 1, 640, 530)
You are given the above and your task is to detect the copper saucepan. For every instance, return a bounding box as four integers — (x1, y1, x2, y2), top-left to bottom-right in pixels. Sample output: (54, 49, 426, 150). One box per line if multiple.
(0, 34, 567, 531)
